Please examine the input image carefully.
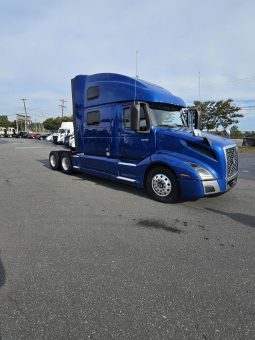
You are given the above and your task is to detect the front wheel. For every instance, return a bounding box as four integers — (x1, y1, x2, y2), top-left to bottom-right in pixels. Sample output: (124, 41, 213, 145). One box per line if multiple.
(146, 167, 179, 203)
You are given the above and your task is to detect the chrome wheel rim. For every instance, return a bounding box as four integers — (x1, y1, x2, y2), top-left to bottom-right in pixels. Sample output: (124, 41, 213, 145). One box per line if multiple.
(152, 174, 172, 197)
(50, 154, 56, 167)
(62, 157, 70, 171)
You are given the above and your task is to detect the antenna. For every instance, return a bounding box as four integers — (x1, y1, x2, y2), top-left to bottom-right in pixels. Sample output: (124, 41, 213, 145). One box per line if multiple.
(198, 71, 201, 101)
(135, 50, 139, 79)
(134, 50, 139, 104)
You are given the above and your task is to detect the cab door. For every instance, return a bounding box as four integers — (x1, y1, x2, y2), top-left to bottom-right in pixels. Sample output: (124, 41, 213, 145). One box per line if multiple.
(119, 104, 152, 161)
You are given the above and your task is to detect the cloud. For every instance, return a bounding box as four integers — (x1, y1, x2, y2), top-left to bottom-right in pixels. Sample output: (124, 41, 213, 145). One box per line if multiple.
(0, 0, 255, 128)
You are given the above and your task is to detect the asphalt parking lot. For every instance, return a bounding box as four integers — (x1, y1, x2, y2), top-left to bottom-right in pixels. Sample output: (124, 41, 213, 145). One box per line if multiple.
(0, 138, 254, 339)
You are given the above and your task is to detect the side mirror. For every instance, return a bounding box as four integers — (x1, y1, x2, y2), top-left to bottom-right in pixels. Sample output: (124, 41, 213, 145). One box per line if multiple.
(181, 109, 189, 126)
(195, 110, 202, 130)
(188, 108, 202, 130)
(225, 128, 231, 139)
(130, 104, 140, 131)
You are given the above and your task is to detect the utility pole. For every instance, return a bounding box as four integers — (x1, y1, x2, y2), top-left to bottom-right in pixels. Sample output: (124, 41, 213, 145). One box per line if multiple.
(59, 99, 67, 121)
(20, 98, 28, 132)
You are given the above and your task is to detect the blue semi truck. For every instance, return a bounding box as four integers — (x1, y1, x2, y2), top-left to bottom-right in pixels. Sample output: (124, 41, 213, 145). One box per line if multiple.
(49, 73, 238, 202)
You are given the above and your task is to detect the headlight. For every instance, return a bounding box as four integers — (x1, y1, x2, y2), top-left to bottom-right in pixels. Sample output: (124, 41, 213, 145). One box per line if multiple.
(186, 162, 215, 181)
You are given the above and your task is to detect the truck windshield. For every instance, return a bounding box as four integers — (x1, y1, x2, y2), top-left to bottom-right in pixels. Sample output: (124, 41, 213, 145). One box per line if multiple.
(149, 103, 186, 128)
(58, 129, 65, 133)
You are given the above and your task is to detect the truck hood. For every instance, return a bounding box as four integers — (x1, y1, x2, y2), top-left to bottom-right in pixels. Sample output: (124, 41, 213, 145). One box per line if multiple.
(154, 127, 237, 180)
(155, 127, 236, 149)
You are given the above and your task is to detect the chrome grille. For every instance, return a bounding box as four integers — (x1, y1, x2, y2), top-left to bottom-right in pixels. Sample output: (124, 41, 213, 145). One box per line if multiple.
(225, 147, 238, 179)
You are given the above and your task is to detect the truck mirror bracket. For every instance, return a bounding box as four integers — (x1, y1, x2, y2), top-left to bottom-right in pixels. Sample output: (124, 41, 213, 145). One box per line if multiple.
(130, 103, 140, 131)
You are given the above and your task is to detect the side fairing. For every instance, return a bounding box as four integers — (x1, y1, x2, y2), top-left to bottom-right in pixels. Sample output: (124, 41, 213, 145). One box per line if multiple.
(71, 76, 87, 153)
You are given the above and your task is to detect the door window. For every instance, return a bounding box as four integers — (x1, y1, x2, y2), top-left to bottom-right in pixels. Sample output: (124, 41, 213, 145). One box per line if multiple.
(123, 105, 149, 131)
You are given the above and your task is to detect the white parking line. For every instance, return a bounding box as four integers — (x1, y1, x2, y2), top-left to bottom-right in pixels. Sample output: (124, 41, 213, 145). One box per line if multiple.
(15, 146, 44, 149)
(241, 170, 249, 173)
(6, 142, 26, 145)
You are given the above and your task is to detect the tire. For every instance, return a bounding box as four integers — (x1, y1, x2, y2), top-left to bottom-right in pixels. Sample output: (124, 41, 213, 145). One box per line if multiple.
(60, 152, 73, 174)
(49, 151, 60, 171)
(247, 140, 255, 147)
(146, 167, 179, 203)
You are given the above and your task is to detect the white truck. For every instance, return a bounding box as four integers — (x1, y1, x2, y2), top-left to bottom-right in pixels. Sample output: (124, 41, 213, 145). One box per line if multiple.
(7, 127, 17, 137)
(0, 127, 7, 138)
(69, 134, 75, 149)
(53, 122, 73, 144)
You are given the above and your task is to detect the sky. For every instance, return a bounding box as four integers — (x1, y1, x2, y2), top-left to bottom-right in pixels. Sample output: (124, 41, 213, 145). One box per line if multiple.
(0, 0, 255, 131)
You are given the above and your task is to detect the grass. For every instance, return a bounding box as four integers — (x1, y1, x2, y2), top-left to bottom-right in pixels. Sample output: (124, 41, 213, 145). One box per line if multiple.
(238, 146, 255, 153)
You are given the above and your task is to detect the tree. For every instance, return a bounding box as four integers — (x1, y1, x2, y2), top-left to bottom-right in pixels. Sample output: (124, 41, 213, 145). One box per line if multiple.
(43, 116, 73, 131)
(0, 118, 8, 128)
(244, 130, 255, 136)
(0, 117, 16, 128)
(194, 99, 243, 131)
(230, 125, 243, 139)
(43, 118, 61, 131)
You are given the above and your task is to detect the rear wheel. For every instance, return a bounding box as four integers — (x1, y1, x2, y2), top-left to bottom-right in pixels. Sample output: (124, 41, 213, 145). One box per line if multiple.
(60, 152, 73, 174)
(49, 151, 60, 171)
(146, 167, 179, 203)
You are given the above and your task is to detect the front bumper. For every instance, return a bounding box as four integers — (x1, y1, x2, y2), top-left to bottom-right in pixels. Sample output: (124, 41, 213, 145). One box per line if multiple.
(179, 175, 238, 200)
(202, 180, 221, 195)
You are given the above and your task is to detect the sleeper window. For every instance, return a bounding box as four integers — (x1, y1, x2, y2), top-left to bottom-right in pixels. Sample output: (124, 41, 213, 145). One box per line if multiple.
(87, 86, 100, 100)
(87, 111, 100, 125)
